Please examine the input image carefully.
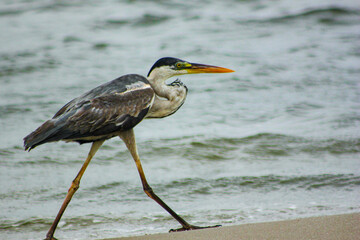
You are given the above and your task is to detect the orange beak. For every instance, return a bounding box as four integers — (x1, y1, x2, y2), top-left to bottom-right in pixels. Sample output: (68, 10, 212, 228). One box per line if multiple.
(186, 63, 235, 74)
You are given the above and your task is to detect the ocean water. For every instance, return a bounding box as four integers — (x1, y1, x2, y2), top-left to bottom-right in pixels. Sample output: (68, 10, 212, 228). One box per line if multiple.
(1, 0, 359, 239)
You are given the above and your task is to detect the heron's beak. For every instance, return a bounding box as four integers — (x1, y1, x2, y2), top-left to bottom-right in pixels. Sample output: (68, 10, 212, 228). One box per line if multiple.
(186, 63, 235, 74)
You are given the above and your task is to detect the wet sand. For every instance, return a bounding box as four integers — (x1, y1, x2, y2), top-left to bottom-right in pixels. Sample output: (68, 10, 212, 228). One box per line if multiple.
(102, 212, 360, 240)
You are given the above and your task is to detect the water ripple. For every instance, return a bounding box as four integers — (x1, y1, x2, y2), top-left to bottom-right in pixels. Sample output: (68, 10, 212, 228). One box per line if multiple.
(236, 6, 360, 24)
(139, 134, 360, 161)
(99, 13, 171, 29)
(165, 174, 360, 194)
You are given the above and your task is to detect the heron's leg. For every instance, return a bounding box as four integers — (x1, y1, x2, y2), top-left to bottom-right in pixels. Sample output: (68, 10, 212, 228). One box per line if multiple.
(45, 140, 104, 240)
(119, 129, 220, 232)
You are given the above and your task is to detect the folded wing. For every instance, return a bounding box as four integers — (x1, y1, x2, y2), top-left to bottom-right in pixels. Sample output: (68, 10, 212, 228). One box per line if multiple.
(24, 74, 154, 150)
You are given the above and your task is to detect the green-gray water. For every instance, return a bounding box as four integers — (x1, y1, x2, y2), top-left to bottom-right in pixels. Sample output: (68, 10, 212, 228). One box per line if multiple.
(1, 0, 359, 239)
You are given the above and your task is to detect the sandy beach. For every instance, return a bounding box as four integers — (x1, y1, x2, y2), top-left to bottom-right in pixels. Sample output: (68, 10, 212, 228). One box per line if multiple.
(102, 213, 360, 240)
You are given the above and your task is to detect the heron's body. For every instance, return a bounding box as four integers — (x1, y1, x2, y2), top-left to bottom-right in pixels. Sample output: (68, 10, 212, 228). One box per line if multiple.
(23, 57, 233, 240)
(25, 74, 188, 149)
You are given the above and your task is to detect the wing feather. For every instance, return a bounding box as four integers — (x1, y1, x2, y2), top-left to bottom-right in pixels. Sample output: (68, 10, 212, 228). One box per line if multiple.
(65, 84, 154, 137)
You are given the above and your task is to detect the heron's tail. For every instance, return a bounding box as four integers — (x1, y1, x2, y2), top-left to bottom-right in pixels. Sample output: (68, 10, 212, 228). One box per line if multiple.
(23, 119, 64, 151)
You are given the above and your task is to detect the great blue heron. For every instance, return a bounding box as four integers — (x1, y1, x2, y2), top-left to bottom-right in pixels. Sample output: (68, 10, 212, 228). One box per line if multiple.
(24, 57, 234, 240)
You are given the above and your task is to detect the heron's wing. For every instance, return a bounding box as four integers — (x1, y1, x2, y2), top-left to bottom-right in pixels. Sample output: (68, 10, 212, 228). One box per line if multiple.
(65, 86, 154, 137)
(53, 99, 76, 118)
(54, 74, 146, 118)
(24, 74, 154, 150)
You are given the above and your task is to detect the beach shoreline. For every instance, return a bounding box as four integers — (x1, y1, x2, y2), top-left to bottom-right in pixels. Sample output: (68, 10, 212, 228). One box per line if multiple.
(101, 212, 360, 240)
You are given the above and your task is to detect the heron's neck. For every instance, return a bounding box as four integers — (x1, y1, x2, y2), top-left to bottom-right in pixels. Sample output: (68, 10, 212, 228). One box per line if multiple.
(146, 71, 187, 118)
(147, 70, 174, 100)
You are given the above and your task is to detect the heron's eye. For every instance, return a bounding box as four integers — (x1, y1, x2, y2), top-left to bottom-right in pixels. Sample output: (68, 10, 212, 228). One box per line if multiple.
(176, 62, 182, 68)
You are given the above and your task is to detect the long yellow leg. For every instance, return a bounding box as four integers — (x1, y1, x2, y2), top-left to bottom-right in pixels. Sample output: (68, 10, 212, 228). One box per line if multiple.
(119, 129, 220, 232)
(45, 140, 104, 240)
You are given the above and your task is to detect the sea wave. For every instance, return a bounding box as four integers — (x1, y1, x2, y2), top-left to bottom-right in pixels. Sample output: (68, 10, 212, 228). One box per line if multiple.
(163, 174, 360, 194)
(235, 6, 360, 24)
(140, 133, 360, 160)
(3, 133, 359, 167)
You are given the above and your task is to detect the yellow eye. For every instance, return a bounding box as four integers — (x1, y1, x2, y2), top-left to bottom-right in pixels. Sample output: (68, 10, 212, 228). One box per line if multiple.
(176, 62, 182, 68)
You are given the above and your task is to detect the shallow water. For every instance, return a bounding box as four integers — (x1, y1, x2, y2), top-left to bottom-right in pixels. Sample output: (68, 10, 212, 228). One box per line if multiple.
(1, 0, 360, 239)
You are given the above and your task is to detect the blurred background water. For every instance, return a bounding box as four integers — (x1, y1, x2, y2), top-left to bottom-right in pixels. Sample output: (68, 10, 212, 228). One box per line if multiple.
(1, 0, 360, 239)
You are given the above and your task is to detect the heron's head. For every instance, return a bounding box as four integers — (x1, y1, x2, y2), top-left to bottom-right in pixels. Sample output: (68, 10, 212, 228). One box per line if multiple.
(147, 57, 234, 81)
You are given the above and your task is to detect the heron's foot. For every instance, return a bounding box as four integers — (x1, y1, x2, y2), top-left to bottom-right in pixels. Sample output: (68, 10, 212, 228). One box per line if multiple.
(169, 224, 221, 232)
